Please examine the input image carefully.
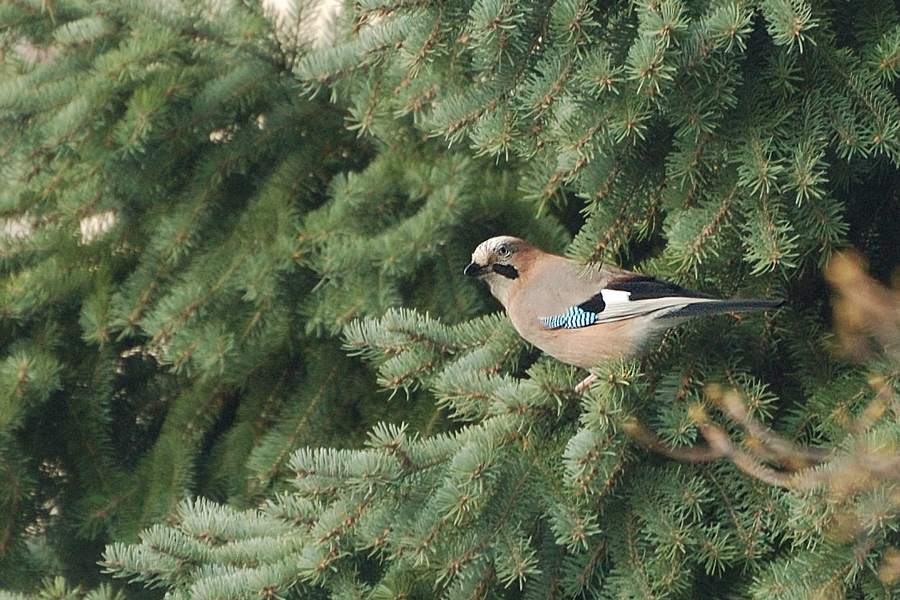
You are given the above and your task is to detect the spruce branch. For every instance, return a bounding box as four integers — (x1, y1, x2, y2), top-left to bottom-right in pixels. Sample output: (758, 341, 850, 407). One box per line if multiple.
(759, 0, 820, 53)
(627, 250, 900, 592)
(630, 356, 900, 493)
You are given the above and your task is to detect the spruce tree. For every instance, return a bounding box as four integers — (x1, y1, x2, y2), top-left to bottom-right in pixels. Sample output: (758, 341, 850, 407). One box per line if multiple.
(0, 0, 493, 588)
(3, 0, 900, 599)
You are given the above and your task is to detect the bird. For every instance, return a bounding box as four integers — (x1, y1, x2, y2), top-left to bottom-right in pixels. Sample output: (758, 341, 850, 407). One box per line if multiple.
(464, 236, 782, 391)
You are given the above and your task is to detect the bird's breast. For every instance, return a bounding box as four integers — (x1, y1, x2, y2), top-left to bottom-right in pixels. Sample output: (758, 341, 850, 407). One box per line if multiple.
(507, 304, 650, 369)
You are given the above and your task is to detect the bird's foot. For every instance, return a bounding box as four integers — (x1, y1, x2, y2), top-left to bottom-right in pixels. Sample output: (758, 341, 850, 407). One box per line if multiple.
(574, 373, 598, 394)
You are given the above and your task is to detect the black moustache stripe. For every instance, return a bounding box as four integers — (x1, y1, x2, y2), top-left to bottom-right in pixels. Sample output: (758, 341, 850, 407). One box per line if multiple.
(492, 264, 519, 279)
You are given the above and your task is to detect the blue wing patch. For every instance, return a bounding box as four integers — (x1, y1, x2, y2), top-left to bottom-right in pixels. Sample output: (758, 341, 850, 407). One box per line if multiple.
(540, 306, 599, 330)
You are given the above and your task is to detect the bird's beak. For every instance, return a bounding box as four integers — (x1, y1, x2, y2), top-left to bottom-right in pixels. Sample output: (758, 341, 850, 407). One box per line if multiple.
(464, 262, 485, 277)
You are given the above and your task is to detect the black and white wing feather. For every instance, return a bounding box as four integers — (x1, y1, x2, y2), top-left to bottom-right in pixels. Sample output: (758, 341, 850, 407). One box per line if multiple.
(540, 274, 781, 330)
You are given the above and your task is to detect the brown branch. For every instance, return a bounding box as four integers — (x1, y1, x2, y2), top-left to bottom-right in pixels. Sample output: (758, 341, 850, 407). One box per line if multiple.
(710, 387, 832, 467)
(690, 406, 798, 489)
(623, 417, 725, 463)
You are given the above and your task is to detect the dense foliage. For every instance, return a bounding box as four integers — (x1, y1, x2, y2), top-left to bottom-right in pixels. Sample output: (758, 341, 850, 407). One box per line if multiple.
(2, 0, 900, 598)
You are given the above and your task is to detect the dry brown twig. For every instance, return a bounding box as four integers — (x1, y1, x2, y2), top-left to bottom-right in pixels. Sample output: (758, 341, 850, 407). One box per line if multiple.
(625, 251, 900, 492)
(616, 251, 900, 585)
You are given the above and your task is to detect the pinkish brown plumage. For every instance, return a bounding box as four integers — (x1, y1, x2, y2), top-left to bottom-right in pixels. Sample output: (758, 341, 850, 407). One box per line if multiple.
(465, 236, 782, 370)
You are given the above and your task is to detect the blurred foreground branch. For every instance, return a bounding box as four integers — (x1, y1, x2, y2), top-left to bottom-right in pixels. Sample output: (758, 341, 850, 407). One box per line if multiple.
(631, 252, 900, 492)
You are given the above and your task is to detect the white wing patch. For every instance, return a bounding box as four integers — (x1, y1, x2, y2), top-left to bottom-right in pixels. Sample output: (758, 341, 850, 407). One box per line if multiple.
(600, 289, 631, 305)
(539, 288, 635, 330)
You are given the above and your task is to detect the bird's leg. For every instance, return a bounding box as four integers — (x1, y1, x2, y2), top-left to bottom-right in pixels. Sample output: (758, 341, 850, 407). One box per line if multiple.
(574, 373, 598, 394)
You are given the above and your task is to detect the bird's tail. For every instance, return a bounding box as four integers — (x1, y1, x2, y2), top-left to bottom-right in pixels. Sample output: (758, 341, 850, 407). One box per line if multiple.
(664, 298, 784, 319)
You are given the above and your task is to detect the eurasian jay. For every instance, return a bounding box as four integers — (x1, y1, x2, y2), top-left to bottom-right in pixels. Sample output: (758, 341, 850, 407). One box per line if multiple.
(465, 236, 782, 389)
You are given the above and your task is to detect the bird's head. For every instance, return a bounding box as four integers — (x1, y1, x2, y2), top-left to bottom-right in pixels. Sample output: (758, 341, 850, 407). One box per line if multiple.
(464, 236, 534, 305)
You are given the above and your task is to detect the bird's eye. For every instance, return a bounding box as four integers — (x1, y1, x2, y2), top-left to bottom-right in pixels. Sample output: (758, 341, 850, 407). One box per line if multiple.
(497, 244, 511, 258)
